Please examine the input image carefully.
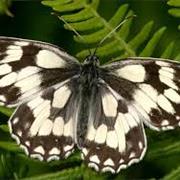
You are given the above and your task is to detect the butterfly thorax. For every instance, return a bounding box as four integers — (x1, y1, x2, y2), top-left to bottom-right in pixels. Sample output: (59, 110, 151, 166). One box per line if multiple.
(80, 55, 100, 89)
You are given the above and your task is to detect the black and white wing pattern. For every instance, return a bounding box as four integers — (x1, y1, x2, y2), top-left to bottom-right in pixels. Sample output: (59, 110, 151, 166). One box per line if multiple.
(1, 36, 180, 174)
(9, 81, 79, 161)
(0, 37, 80, 107)
(81, 57, 180, 173)
(81, 83, 146, 173)
(102, 57, 180, 131)
(0, 37, 80, 160)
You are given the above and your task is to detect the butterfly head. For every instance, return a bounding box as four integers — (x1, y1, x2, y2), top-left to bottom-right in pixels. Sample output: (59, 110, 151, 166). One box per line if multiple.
(83, 55, 100, 66)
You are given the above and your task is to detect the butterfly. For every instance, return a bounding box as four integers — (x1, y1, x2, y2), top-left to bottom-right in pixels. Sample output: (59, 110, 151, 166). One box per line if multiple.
(0, 36, 180, 173)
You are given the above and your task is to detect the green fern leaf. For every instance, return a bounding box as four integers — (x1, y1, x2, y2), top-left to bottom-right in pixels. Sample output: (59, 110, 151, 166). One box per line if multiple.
(21, 166, 83, 180)
(175, 53, 180, 60)
(161, 42, 175, 58)
(0, 0, 13, 17)
(164, 165, 180, 180)
(42, 0, 177, 63)
(167, 0, 180, 29)
(0, 141, 22, 153)
(0, 106, 13, 117)
(0, 125, 9, 133)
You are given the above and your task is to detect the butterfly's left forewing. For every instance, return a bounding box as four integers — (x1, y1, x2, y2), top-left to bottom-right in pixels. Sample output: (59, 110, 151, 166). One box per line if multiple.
(102, 57, 180, 131)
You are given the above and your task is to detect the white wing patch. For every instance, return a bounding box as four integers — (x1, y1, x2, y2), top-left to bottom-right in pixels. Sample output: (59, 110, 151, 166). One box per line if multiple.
(133, 89, 157, 113)
(30, 100, 51, 136)
(17, 66, 41, 80)
(0, 72, 18, 87)
(36, 50, 66, 68)
(14, 41, 29, 46)
(52, 117, 64, 136)
(1, 49, 23, 63)
(114, 115, 126, 153)
(159, 75, 178, 90)
(102, 92, 118, 117)
(38, 119, 54, 136)
(164, 89, 180, 103)
(106, 131, 118, 149)
(157, 94, 175, 114)
(139, 84, 158, 101)
(94, 124, 107, 144)
(52, 86, 71, 108)
(15, 73, 42, 93)
(0, 64, 12, 75)
(116, 65, 146, 82)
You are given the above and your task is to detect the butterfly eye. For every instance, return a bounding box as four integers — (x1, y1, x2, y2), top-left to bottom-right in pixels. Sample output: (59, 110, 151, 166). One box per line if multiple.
(84, 55, 99, 65)
(93, 56, 100, 65)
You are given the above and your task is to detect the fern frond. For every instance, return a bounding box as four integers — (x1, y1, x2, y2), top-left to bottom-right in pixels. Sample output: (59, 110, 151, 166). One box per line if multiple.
(175, 53, 180, 60)
(0, 141, 22, 153)
(167, 0, 180, 29)
(0, 0, 13, 17)
(164, 165, 180, 180)
(147, 140, 180, 161)
(0, 107, 13, 117)
(161, 42, 175, 58)
(42, 0, 176, 63)
(21, 166, 83, 180)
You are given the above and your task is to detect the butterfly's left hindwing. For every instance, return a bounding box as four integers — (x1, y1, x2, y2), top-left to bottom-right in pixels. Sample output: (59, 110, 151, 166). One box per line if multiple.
(0, 37, 80, 107)
(81, 83, 147, 173)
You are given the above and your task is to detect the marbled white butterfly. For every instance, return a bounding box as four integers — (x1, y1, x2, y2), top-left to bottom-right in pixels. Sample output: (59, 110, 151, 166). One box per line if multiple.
(0, 36, 180, 173)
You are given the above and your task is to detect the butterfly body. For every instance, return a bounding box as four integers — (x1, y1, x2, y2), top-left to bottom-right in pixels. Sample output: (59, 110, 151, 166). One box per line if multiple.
(76, 55, 101, 146)
(1, 37, 180, 173)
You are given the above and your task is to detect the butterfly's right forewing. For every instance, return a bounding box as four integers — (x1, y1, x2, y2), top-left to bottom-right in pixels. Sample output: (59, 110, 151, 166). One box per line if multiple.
(0, 37, 80, 107)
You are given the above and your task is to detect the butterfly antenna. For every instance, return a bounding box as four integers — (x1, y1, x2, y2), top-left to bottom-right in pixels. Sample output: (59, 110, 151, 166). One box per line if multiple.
(93, 15, 137, 56)
(53, 14, 92, 55)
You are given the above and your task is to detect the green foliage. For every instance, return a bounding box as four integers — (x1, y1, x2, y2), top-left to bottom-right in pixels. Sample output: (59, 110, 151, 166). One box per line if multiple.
(0, 0, 180, 179)
(164, 165, 180, 180)
(43, 0, 180, 63)
(0, 0, 13, 17)
(167, 0, 180, 30)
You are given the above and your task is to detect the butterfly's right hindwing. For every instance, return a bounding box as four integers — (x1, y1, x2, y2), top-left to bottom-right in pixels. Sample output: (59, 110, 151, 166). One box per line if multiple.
(9, 79, 79, 161)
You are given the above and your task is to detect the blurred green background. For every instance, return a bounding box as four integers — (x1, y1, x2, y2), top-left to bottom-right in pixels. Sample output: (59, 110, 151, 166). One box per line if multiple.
(0, 0, 180, 179)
